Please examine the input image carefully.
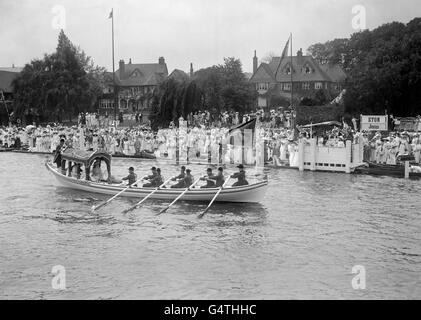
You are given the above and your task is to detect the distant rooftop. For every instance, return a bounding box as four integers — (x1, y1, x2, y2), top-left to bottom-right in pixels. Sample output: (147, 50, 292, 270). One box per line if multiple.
(0, 67, 23, 73)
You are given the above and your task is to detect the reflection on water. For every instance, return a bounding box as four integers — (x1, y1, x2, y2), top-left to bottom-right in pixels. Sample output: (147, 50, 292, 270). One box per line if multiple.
(0, 153, 420, 299)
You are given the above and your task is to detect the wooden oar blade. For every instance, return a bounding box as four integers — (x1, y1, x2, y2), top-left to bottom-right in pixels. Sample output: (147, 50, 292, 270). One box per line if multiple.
(121, 206, 135, 214)
(197, 207, 210, 219)
(197, 177, 230, 219)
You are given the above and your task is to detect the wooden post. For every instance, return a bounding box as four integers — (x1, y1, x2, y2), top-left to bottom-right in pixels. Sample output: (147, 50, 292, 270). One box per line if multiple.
(404, 161, 410, 179)
(186, 146, 190, 164)
(241, 131, 245, 165)
(345, 140, 352, 173)
(208, 147, 211, 164)
(61, 160, 66, 175)
(310, 138, 316, 171)
(218, 143, 222, 165)
(176, 133, 179, 165)
(298, 139, 304, 171)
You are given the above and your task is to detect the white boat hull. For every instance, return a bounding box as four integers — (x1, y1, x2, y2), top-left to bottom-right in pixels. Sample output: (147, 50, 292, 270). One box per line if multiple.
(46, 162, 267, 203)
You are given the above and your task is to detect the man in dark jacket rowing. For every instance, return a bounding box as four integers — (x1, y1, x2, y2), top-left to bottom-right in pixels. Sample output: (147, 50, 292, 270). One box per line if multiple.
(142, 167, 158, 187)
(231, 164, 248, 187)
(171, 168, 193, 188)
(172, 166, 186, 181)
(200, 168, 216, 188)
(214, 167, 225, 187)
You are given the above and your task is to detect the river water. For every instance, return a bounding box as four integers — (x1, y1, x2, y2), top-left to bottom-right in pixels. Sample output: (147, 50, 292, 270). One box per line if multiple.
(0, 152, 420, 299)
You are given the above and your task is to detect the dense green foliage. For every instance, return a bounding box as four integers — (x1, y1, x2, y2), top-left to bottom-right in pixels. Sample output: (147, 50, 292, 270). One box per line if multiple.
(12, 30, 105, 123)
(308, 18, 421, 117)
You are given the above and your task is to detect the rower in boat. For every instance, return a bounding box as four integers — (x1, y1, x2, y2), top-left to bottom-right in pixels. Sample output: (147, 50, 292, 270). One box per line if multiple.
(142, 167, 158, 187)
(171, 168, 193, 188)
(231, 164, 249, 186)
(214, 167, 225, 187)
(170, 166, 187, 188)
(122, 167, 138, 186)
(171, 166, 186, 182)
(200, 168, 216, 188)
(143, 168, 163, 188)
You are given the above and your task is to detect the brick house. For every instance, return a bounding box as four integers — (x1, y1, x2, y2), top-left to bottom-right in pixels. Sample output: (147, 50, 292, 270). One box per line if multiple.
(99, 57, 169, 119)
(249, 49, 346, 109)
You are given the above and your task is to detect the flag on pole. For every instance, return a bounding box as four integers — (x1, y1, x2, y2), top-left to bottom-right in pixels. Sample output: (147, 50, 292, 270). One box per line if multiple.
(108, 9, 113, 19)
(281, 36, 290, 59)
(275, 34, 291, 80)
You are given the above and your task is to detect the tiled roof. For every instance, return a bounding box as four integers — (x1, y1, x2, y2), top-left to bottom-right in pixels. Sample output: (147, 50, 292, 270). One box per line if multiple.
(168, 69, 189, 82)
(250, 56, 346, 83)
(249, 63, 275, 82)
(115, 63, 168, 87)
(320, 64, 347, 82)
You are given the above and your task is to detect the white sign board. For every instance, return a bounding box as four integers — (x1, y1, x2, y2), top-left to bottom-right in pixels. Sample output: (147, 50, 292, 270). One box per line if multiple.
(360, 115, 388, 131)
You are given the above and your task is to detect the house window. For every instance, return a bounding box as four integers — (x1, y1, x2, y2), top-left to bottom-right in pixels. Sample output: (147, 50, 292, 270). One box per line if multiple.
(302, 82, 310, 90)
(334, 84, 342, 91)
(281, 83, 291, 91)
(258, 83, 268, 90)
(304, 66, 311, 74)
(315, 82, 323, 90)
(285, 67, 291, 75)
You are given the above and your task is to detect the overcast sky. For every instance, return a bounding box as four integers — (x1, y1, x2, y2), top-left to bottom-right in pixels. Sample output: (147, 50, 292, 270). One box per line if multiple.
(0, 0, 419, 73)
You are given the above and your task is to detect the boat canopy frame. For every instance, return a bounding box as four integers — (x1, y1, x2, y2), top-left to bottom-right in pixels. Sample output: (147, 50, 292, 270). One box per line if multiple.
(60, 148, 112, 181)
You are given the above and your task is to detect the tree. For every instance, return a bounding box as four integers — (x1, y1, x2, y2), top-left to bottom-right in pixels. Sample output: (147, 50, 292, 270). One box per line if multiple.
(150, 57, 256, 129)
(12, 30, 105, 123)
(308, 18, 421, 117)
(307, 38, 350, 69)
(219, 57, 256, 112)
(260, 51, 277, 64)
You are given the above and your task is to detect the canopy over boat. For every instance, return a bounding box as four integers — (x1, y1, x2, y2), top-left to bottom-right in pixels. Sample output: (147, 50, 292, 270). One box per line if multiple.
(60, 148, 111, 181)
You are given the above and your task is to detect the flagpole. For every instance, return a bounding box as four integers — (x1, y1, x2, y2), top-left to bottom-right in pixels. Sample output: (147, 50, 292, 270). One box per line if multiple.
(290, 32, 293, 108)
(290, 32, 295, 136)
(111, 8, 117, 125)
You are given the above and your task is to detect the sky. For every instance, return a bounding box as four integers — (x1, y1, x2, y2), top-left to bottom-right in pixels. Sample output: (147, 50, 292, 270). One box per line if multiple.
(0, 0, 420, 73)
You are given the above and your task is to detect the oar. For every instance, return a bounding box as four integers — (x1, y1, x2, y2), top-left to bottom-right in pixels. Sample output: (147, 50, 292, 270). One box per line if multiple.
(198, 177, 231, 219)
(157, 176, 204, 215)
(91, 178, 143, 212)
(122, 176, 175, 214)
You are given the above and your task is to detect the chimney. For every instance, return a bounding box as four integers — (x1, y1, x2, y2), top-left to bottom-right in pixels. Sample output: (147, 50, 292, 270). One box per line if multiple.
(159, 57, 165, 65)
(253, 50, 258, 74)
(297, 48, 303, 63)
(119, 59, 125, 79)
(190, 63, 194, 77)
(129, 58, 132, 64)
(12, 63, 15, 68)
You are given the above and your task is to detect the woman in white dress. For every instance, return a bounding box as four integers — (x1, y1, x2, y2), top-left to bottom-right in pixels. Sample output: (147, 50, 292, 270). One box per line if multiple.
(288, 141, 298, 167)
(412, 135, 421, 164)
(279, 138, 288, 162)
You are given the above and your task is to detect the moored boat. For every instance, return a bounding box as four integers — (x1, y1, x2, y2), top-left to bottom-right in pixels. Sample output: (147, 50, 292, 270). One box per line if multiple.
(45, 149, 268, 203)
(355, 161, 421, 178)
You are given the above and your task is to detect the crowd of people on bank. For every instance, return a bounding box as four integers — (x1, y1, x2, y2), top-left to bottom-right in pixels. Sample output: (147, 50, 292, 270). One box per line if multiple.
(2, 112, 421, 168)
(184, 108, 293, 129)
(359, 130, 421, 164)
